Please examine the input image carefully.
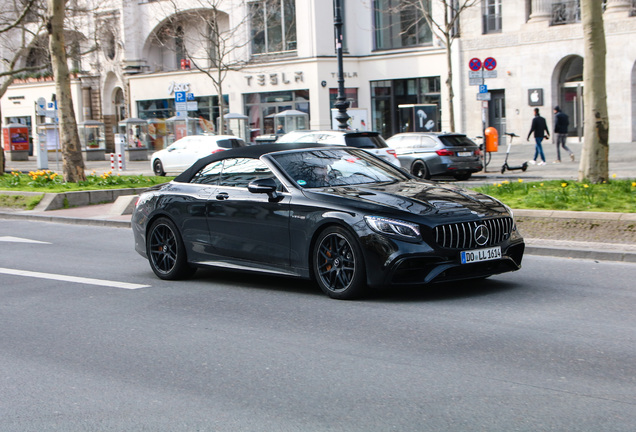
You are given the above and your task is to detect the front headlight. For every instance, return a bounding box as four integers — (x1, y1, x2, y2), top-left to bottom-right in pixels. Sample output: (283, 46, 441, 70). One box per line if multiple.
(364, 216, 421, 241)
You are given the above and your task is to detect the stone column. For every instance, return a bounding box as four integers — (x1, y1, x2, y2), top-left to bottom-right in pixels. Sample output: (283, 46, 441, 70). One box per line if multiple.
(604, 0, 632, 18)
(528, 0, 552, 23)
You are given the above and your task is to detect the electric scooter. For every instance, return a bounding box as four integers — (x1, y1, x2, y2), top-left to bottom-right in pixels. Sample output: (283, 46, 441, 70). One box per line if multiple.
(500, 133, 528, 174)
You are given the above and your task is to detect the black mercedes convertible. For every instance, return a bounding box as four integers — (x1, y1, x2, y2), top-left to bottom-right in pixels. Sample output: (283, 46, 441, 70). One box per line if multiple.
(132, 143, 524, 299)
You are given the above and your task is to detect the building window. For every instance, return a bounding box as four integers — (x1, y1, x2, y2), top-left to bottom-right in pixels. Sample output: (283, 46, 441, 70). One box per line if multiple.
(373, 0, 432, 50)
(483, 0, 502, 34)
(551, 1, 580, 25)
(249, 0, 297, 56)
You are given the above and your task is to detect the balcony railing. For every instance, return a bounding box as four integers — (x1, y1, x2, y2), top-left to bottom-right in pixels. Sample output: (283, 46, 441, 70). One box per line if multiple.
(551, 1, 581, 25)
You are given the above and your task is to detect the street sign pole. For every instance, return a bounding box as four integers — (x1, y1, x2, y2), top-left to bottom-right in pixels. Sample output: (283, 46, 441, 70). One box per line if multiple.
(481, 67, 488, 172)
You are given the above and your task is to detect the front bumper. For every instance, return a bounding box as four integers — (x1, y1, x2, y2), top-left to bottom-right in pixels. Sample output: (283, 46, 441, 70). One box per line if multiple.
(362, 235, 525, 288)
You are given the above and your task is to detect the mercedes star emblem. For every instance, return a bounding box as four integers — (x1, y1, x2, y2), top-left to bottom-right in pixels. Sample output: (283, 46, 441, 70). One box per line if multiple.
(474, 225, 489, 246)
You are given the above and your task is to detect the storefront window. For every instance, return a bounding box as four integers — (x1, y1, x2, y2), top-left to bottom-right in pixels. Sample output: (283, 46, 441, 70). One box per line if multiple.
(244, 89, 310, 137)
(371, 77, 441, 137)
(329, 88, 359, 109)
(136, 95, 224, 150)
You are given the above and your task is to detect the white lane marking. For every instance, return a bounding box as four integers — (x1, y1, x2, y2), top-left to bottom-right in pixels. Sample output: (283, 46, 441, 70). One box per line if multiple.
(0, 267, 150, 290)
(0, 236, 52, 244)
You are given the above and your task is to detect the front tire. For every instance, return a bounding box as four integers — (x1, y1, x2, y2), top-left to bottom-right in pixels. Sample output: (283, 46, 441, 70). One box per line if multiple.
(153, 159, 166, 176)
(312, 226, 366, 300)
(147, 217, 195, 280)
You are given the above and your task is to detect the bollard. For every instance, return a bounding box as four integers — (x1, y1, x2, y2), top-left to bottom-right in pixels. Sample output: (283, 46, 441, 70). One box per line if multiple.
(110, 153, 116, 171)
(118, 154, 123, 171)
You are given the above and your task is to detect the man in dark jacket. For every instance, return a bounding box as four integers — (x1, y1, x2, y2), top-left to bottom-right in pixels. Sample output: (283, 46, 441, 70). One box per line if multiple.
(553, 106, 574, 162)
(527, 108, 549, 165)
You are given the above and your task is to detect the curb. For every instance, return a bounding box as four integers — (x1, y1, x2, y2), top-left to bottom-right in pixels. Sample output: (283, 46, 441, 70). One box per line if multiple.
(524, 243, 636, 263)
(0, 211, 130, 228)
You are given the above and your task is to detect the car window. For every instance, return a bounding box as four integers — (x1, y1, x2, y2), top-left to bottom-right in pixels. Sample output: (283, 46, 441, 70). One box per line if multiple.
(215, 139, 232, 149)
(343, 134, 388, 149)
(219, 158, 280, 189)
(229, 139, 247, 148)
(169, 137, 190, 151)
(421, 136, 438, 148)
(391, 136, 422, 149)
(191, 160, 224, 185)
(438, 135, 478, 147)
(272, 148, 406, 188)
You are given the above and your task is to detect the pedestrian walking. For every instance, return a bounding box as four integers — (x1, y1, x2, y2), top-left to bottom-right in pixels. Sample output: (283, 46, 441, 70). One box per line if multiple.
(553, 106, 575, 163)
(527, 108, 549, 165)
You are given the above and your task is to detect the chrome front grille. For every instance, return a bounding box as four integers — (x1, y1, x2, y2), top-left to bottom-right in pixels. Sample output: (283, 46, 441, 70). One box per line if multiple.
(433, 217, 513, 249)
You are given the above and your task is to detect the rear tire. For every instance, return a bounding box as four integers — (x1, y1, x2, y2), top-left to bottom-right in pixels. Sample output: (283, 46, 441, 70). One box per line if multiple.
(411, 161, 431, 180)
(312, 226, 366, 300)
(147, 217, 196, 280)
(153, 159, 166, 176)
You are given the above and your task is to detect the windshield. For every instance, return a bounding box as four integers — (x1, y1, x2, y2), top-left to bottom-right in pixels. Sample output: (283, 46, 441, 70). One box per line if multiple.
(271, 148, 408, 188)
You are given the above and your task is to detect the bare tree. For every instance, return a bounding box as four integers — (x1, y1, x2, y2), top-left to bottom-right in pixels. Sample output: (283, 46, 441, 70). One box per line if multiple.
(155, 0, 250, 133)
(46, 0, 85, 182)
(0, 0, 45, 173)
(578, 0, 609, 183)
(387, 0, 479, 132)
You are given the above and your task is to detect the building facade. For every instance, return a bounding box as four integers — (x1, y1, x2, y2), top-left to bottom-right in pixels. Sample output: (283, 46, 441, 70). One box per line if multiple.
(1, 0, 635, 159)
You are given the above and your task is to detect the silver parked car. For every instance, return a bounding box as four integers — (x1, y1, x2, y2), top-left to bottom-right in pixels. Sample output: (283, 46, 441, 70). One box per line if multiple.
(276, 130, 401, 167)
(386, 132, 483, 181)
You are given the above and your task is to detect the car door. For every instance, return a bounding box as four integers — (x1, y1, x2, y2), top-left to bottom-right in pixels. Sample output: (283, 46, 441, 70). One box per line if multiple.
(161, 138, 189, 171)
(180, 137, 208, 169)
(205, 157, 292, 270)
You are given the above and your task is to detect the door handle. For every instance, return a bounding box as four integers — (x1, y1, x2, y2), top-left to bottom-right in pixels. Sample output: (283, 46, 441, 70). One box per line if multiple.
(215, 192, 229, 200)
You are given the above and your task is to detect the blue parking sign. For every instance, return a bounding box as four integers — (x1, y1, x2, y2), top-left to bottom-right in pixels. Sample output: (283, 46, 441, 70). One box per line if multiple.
(479, 84, 488, 94)
(175, 91, 186, 103)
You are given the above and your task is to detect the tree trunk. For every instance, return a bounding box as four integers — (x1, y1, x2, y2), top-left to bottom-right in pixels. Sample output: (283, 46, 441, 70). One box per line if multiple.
(445, 33, 455, 132)
(46, 0, 85, 182)
(0, 103, 4, 174)
(578, 0, 609, 183)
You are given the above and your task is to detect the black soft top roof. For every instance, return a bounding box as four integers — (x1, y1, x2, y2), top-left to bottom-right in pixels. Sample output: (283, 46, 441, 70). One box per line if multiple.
(173, 142, 332, 182)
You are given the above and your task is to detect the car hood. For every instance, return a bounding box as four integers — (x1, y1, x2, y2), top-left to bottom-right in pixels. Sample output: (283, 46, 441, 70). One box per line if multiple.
(305, 180, 509, 219)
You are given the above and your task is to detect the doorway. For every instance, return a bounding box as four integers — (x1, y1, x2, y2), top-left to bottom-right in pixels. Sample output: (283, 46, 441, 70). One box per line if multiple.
(488, 89, 506, 145)
(558, 56, 584, 140)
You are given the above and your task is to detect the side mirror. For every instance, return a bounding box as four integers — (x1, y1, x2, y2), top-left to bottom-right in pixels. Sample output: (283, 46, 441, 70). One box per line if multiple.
(248, 178, 281, 201)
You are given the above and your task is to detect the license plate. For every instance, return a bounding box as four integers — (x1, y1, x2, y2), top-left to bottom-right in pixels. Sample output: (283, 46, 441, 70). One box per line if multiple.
(461, 246, 502, 264)
(457, 151, 473, 157)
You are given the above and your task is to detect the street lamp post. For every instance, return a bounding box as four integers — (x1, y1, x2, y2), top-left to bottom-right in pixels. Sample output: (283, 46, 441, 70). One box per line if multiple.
(333, 0, 349, 130)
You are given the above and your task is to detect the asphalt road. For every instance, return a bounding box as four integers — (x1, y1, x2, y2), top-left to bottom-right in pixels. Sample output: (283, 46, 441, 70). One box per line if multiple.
(1, 221, 635, 431)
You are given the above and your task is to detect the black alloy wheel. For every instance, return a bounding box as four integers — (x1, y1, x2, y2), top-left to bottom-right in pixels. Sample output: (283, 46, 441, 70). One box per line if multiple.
(153, 159, 166, 176)
(313, 226, 366, 300)
(147, 217, 195, 280)
(412, 161, 431, 179)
